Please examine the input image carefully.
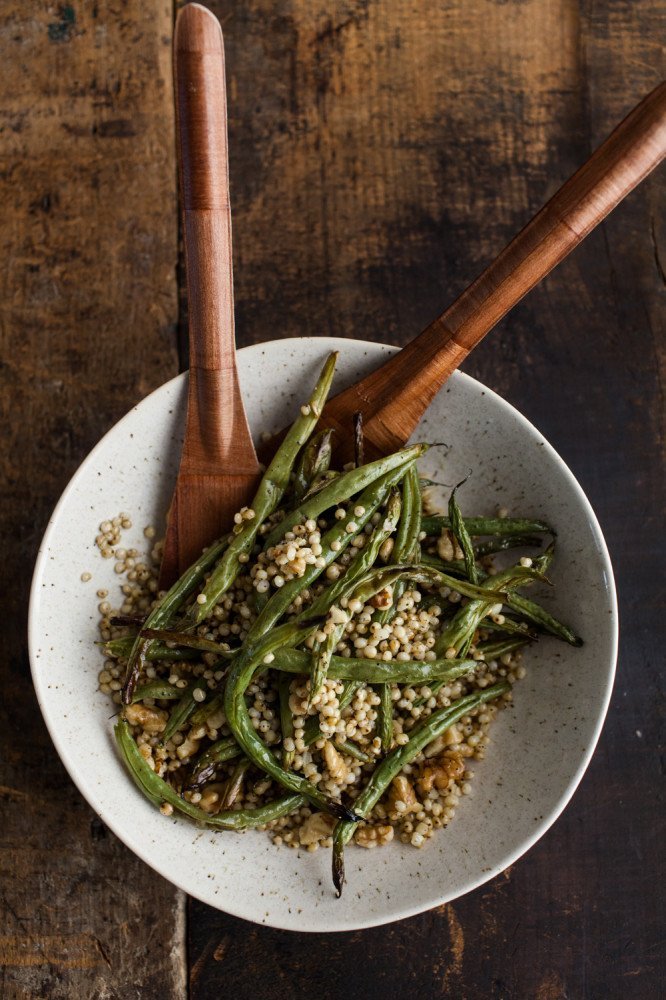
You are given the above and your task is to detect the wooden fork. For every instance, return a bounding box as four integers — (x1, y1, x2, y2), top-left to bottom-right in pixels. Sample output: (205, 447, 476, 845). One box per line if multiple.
(159, 4, 261, 586)
(259, 81, 666, 465)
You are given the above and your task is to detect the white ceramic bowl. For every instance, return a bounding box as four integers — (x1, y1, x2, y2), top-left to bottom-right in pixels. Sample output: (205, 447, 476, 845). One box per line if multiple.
(29, 337, 617, 932)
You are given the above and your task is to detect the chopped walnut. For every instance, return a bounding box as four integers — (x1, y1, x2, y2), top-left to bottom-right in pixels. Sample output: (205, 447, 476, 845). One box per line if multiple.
(298, 812, 335, 846)
(354, 823, 394, 848)
(425, 725, 462, 758)
(418, 752, 465, 793)
(199, 783, 227, 814)
(369, 586, 393, 610)
(388, 774, 419, 813)
(124, 703, 168, 735)
(379, 538, 394, 562)
(176, 734, 201, 761)
(437, 530, 464, 562)
(323, 740, 349, 782)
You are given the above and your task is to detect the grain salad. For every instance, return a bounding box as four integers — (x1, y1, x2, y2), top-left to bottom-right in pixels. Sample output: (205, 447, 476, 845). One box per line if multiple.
(96, 353, 582, 894)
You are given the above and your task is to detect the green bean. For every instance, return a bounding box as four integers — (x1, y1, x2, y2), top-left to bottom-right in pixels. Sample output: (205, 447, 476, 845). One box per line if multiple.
(104, 637, 200, 663)
(481, 617, 538, 639)
(339, 740, 372, 764)
(307, 490, 402, 705)
(187, 737, 241, 790)
(116, 719, 304, 828)
(449, 485, 478, 585)
(132, 682, 182, 703)
(421, 515, 553, 537)
(190, 352, 339, 625)
(140, 628, 237, 658)
(373, 468, 421, 734)
(332, 681, 511, 894)
(269, 647, 478, 685)
(473, 535, 542, 559)
(292, 429, 333, 502)
(224, 621, 360, 820)
(220, 758, 250, 809)
(278, 673, 296, 769)
(160, 680, 208, 744)
(505, 592, 582, 646)
(262, 444, 426, 549)
(476, 636, 532, 660)
(376, 466, 422, 623)
(433, 565, 544, 656)
(251, 459, 424, 640)
(121, 534, 232, 702)
(378, 683, 394, 752)
(190, 693, 224, 727)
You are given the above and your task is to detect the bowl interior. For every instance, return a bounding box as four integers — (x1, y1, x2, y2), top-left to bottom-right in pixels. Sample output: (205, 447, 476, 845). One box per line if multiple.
(29, 337, 617, 931)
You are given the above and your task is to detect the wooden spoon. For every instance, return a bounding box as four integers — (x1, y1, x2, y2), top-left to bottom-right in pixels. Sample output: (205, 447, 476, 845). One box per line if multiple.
(160, 4, 261, 586)
(259, 81, 666, 465)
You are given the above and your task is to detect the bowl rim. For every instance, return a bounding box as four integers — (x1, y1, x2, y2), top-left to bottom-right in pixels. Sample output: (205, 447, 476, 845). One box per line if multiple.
(28, 337, 618, 931)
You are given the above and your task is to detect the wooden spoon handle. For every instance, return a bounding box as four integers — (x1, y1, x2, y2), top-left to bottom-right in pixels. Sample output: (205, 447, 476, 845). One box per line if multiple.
(174, 3, 256, 474)
(330, 81, 666, 455)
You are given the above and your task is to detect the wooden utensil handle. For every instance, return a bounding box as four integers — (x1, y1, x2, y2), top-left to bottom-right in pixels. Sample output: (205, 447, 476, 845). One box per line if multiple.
(339, 81, 666, 452)
(174, 4, 255, 470)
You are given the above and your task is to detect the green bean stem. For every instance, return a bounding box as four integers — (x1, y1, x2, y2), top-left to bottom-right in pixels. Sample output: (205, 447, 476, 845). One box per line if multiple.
(292, 428, 334, 502)
(449, 485, 478, 585)
(421, 515, 552, 537)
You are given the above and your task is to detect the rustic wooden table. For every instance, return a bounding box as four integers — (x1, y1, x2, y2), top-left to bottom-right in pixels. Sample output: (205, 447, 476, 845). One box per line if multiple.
(1, 2, 663, 997)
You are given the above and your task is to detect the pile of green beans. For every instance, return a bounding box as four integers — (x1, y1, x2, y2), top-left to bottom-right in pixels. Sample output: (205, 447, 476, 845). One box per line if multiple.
(107, 351, 583, 895)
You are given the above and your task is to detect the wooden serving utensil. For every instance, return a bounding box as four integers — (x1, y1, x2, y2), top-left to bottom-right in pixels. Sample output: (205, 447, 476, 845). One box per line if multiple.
(160, 4, 261, 586)
(259, 81, 666, 465)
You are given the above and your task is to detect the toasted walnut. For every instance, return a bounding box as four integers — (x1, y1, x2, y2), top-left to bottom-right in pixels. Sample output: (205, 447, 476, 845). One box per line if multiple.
(369, 586, 393, 610)
(388, 774, 419, 813)
(379, 538, 394, 562)
(176, 734, 201, 761)
(444, 724, 462, 746)
(354, 823, 394, 848)
(298, 812, 335, 846)
(437, 531, 464, 562)
(418, 752, 465, 793)
(199, 783, 227, 814)
(323, 740, 349, 782)
(424, 734, 446, 758)
(124, 703, 168, 735)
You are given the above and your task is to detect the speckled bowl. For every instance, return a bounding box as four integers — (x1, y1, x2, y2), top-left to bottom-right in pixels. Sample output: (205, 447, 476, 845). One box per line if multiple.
(29, 337, 617, 932)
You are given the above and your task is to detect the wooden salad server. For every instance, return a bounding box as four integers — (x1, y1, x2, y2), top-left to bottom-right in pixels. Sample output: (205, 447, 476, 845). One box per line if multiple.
(260, 80, 666, 465)
(160, 4, 261, 586)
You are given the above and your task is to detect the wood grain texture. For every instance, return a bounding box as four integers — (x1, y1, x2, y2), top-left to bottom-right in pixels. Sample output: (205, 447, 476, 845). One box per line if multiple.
(161, 4, 260, 583)
(189, 1, 665, 998)
(1, 1, 664, 998)
(0, 3, 185, 998)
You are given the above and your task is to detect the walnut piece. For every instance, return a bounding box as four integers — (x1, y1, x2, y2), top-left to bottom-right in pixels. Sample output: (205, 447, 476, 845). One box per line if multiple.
(298, 812, 335, 846)
(369, 586, 393, 610)
(388, 774, 419, 813)
(124, 703, 168, 735)
(323, 740, 349, 782)
(418, 752, 465, 794)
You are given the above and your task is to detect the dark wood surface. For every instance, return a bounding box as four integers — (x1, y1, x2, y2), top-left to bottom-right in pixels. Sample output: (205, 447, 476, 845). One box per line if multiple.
(1, 2, 663, 998)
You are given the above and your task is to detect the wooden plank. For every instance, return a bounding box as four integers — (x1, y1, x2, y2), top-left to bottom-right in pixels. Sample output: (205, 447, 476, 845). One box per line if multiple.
(0, 3, 184, 998)
(189, 1, 664, 997)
